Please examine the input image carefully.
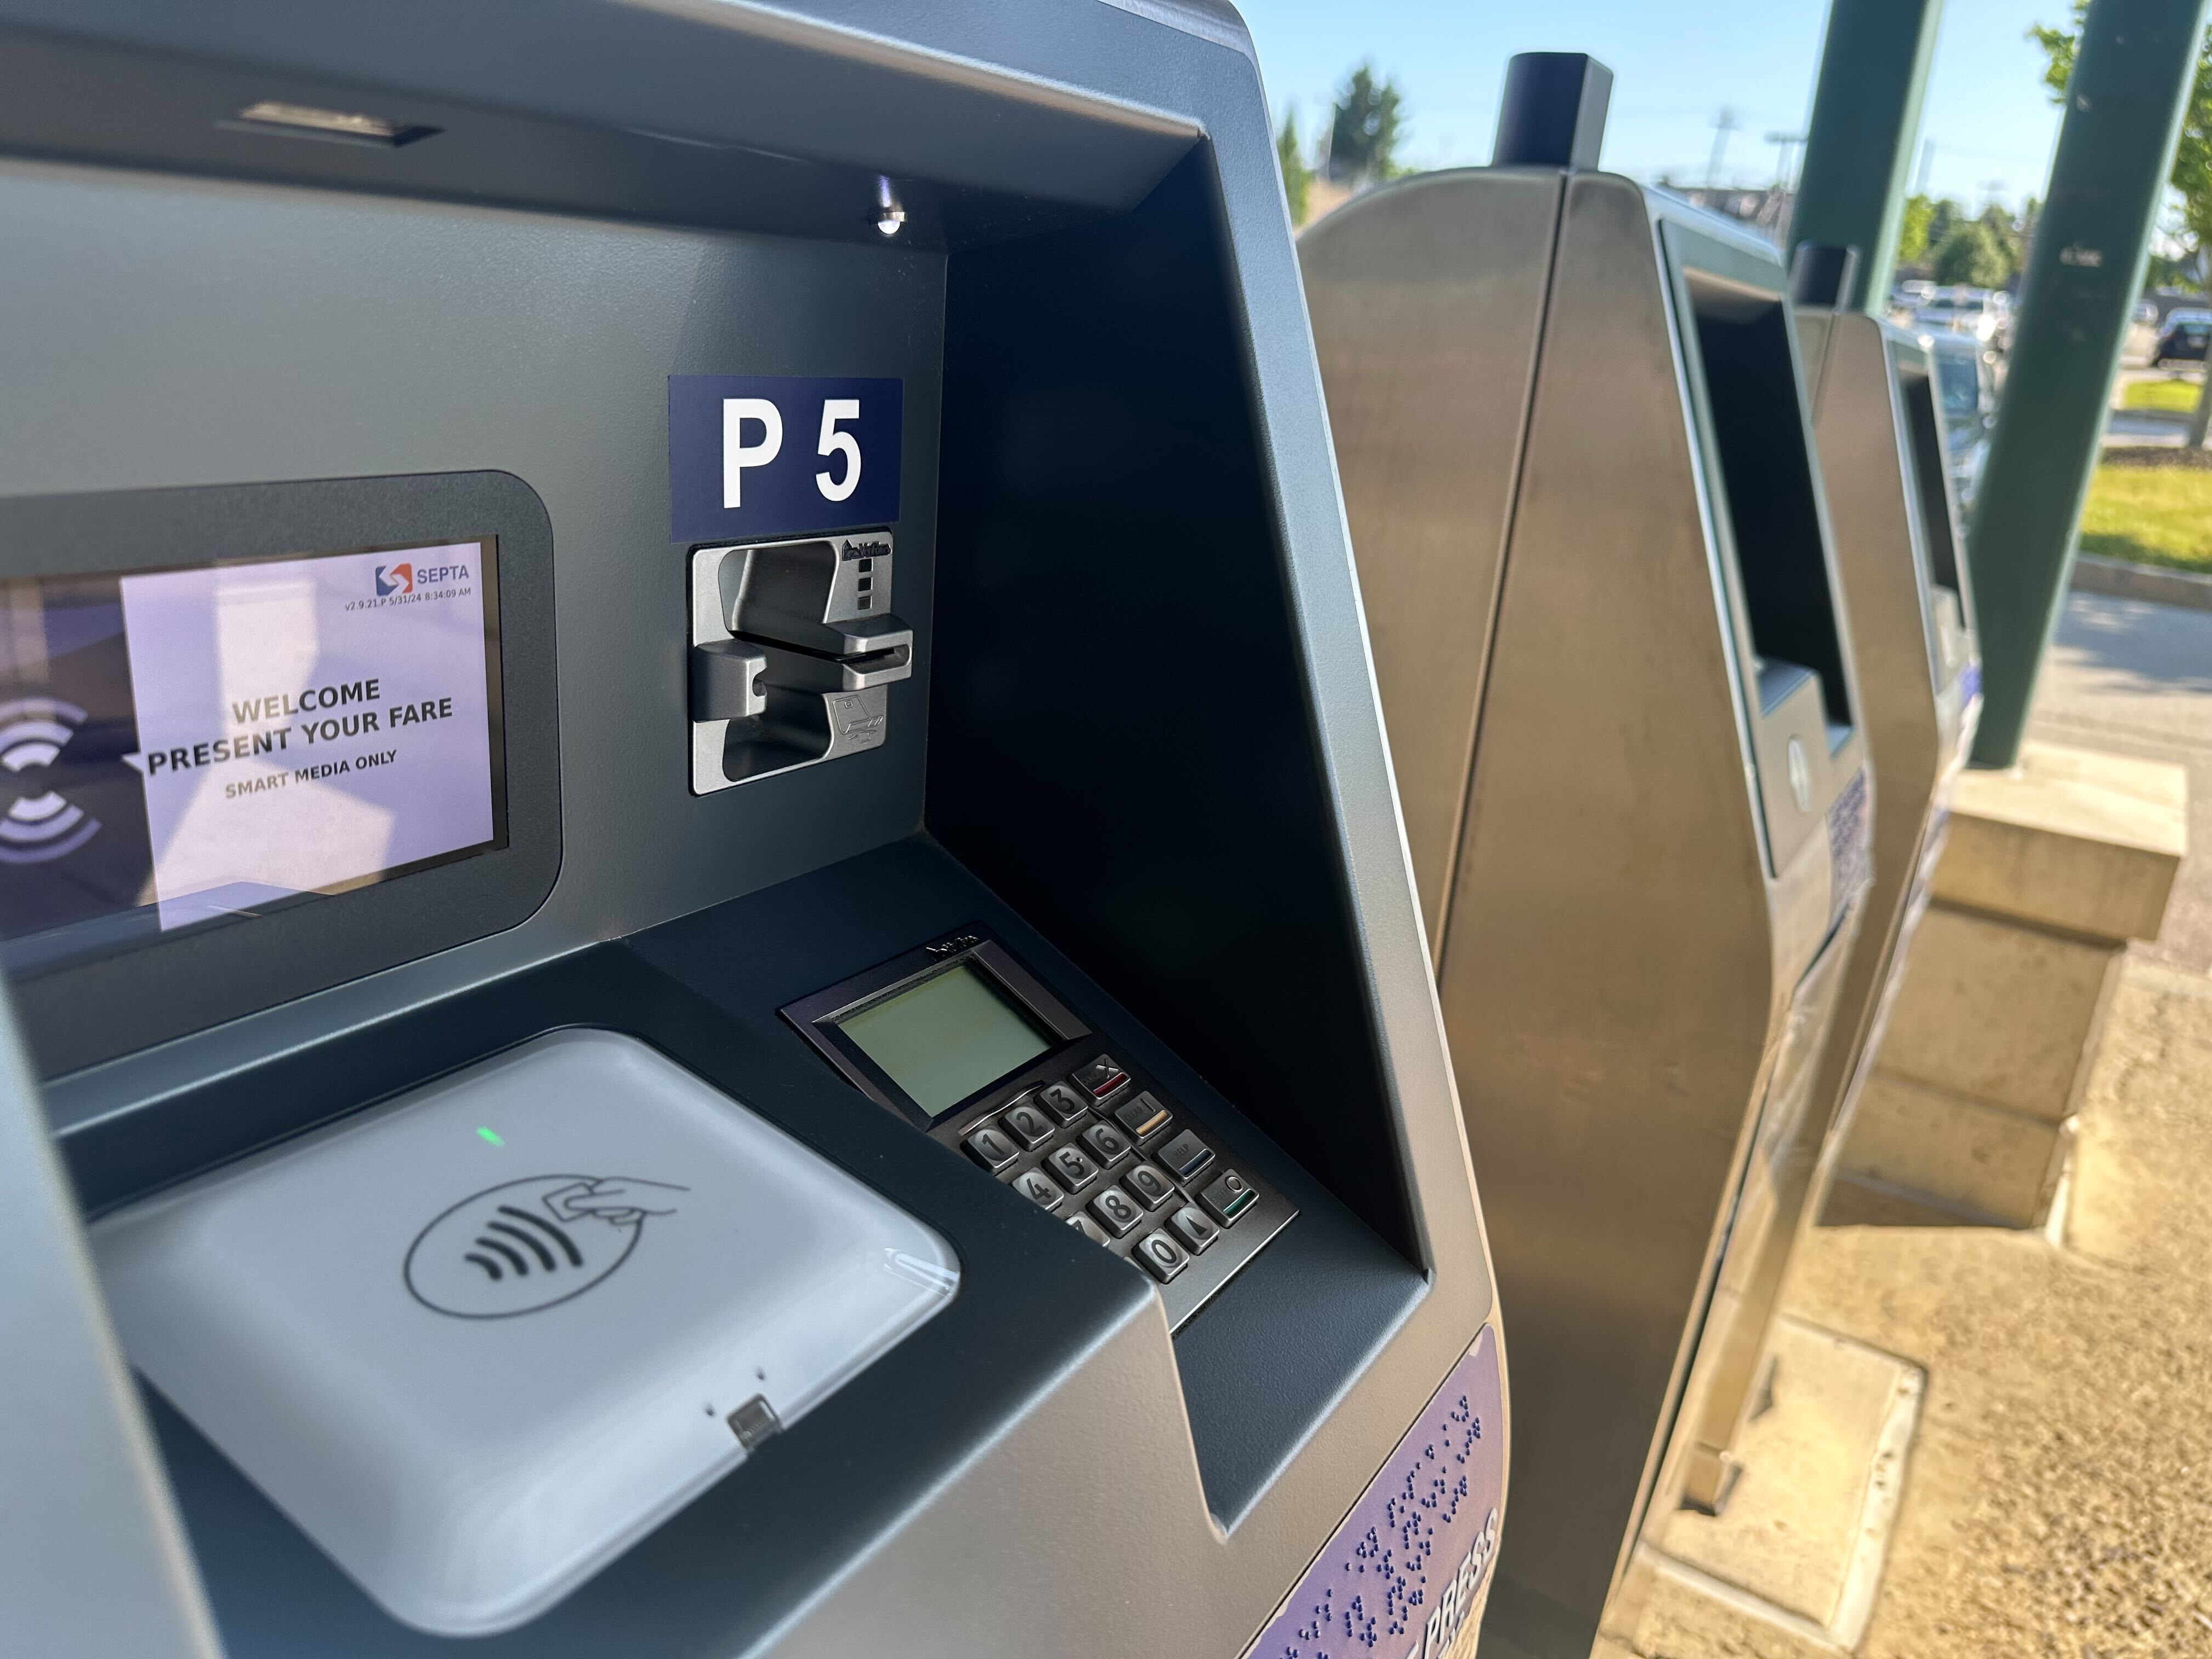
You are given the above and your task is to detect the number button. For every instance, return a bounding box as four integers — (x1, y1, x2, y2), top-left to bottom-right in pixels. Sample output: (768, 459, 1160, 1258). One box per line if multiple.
(1048, 1144, 1101, 1193)
(964, 1125, 1019, 1172)
(1089, 1185, 1145, 1238)
(1136, 1231, 1189, 1283)
(1080, 1121, 1135, 1168)
(1124, 1163, 1175, 1210)
(1068, 1213, 1110, 1245)
(1013, 1169, 1064, 1212)
(1037, 1082, 1091, 1124)
(1003, 1100, 1056, 1148)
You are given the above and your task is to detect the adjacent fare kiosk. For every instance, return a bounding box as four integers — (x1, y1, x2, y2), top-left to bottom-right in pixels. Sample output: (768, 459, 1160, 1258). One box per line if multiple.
(1666, 242, 1988, 1453)
(0, 5, 1506, 1656)
(1301, 55, 1871, 1657)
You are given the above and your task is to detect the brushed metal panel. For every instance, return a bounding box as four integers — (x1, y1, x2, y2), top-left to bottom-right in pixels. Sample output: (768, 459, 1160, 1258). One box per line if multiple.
(1439, 174, 1790, 1644)
(1671, 312, 1980, 1480)
(1310, 169, 1870, 1656)
(1300, 169, 1561, 955)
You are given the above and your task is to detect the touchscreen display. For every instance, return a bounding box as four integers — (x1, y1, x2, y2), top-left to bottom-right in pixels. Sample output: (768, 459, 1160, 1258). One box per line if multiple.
(0, 539, 505, 974)
(837, 963, 1053, 1117)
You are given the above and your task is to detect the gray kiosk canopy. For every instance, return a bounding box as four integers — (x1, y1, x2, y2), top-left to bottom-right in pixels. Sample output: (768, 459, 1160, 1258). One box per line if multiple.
(1301, 53, 1872, 1659)
(0, 4, 1505, 1657)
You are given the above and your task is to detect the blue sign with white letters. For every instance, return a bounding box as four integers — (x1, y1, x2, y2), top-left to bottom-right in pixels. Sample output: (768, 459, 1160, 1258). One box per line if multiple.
(668, 375, 901, 543)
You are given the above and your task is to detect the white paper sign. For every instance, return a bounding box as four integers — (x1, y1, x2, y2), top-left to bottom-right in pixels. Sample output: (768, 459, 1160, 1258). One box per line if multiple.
(119, 544, 495, 931)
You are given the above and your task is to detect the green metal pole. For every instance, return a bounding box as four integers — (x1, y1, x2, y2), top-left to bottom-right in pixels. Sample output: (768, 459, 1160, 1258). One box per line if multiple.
(1790, 0, 1946, 312)
(1968, 0, 2210, 768)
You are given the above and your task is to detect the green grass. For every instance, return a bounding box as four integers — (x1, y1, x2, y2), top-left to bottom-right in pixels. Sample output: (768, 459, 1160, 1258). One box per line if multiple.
(2120, 377, 2204, 413)
(2079, 461, 2212, 572)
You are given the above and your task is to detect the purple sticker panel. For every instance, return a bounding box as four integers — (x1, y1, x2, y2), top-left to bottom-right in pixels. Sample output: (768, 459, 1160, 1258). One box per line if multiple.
(1244, 1325, 1505, 1659)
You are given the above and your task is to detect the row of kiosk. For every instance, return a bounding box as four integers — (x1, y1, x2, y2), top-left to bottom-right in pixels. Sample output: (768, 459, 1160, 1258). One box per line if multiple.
(1300, 54, 1979, 1654)
(0, 11, 1976, 1659)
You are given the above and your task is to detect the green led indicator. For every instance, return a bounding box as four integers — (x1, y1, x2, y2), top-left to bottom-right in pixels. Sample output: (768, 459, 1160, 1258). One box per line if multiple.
(476, 1127, 505, 1148)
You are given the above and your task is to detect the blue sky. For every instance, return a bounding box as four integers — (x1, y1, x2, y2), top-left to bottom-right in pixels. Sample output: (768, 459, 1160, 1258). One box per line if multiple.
(1238, 0, 2069, 211)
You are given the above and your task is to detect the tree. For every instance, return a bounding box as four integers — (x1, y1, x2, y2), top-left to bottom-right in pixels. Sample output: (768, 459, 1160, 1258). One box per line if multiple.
(1898, 195, 1937, 267)
(2035, 6, 2212, 250)
(2035, 5, 2212, 440)
(1932, 221, 2012, 287)
(1326, 63, 1404, 184)
(1977, 203, 2025, 284)
(2146, 249, 2204, 290)
(1925, 196, 1963, 253)
(1277, 110, 1312, 226)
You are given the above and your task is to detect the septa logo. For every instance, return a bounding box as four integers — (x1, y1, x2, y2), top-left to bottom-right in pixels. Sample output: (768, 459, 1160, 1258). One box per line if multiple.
(374, 562, 414, 597)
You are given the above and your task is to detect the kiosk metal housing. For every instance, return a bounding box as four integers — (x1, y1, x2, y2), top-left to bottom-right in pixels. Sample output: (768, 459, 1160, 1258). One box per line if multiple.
(0, 5, 1507, 1656)
(1301, 55, 1871, 1656)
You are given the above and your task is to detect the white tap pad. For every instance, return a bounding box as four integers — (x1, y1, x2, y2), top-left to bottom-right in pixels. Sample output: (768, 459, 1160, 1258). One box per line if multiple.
(94, 1029, 958, 1635)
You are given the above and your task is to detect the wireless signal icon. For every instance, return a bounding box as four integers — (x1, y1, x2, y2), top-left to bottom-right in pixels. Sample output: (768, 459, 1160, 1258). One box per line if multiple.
(404, 1175, 686, 1319)
(464, 1205, 584, 1283)
(0, 697, 100, 866)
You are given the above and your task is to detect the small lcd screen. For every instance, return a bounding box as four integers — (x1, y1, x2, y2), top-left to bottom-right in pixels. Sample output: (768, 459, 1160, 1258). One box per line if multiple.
(0, 538, 505, 975)
(837, 962, 1054, 1117)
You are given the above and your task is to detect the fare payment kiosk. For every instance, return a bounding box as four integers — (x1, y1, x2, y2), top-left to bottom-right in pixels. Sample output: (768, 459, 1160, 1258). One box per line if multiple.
(0, 5, 1507, 1656)
(1653, 246, 1985, 1531)
(1301, 55, 1871, 1658)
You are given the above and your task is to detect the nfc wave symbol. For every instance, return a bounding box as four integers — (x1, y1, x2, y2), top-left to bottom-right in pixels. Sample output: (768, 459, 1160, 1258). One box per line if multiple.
(374, 562, 414, 598)
(404, 1175, 686, 1319)
(0, 697, 100, 866)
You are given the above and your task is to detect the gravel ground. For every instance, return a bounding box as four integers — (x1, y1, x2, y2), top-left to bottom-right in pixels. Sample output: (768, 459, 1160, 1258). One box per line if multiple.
(1783, 963, 2212, 1658)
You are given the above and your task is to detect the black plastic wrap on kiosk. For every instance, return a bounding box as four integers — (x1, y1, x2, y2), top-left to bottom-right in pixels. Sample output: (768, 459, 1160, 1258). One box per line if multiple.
(0, 4, 1505, 1657)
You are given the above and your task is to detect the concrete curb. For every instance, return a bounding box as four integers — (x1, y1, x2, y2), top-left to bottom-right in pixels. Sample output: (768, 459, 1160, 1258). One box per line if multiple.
(2070, 553, 2212, 613)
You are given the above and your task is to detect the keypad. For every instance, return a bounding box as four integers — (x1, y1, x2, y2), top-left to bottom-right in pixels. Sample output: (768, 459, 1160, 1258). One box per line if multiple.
(929, 1039, 1281, 1327)
(1090, 1184, 1146, 1237)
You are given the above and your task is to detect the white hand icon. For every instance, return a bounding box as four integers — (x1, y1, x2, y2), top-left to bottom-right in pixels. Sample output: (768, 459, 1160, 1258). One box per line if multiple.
(544, 1177, 686, 1226)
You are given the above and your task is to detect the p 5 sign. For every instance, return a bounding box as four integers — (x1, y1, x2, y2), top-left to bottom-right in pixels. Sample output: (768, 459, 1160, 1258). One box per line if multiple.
(668, 375, 901, 542)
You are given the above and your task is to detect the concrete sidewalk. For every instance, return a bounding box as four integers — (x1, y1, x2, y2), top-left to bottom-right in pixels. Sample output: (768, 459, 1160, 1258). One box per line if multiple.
(1605, 590, 2212, 1659)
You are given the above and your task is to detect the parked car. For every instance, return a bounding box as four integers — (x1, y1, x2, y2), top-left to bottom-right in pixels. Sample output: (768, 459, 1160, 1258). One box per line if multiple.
(1888, 279, 1936, 329)
(2152, 307, 2212, 365)
(2126, 298, 2162, 364)
(1912, 287, 2013, 353)
(1923, 331, 1997, 511)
